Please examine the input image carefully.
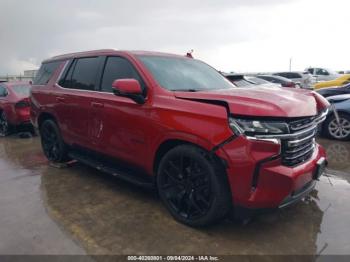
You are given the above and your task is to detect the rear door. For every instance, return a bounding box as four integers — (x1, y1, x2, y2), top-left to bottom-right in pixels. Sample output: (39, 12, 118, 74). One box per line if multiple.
(56, 56, 103, 149)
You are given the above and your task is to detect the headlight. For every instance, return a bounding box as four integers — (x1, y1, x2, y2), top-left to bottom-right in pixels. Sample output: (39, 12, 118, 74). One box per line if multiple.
(229, 117, 289, 136)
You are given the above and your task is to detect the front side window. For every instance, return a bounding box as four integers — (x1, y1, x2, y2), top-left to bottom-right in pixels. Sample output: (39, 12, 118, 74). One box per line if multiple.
(33, 61, 61, 85)
(100, 57, 144, 93)
(138, 56, 234, 91)
(316, 68, 329, 75)
(62, 57, 99, 90)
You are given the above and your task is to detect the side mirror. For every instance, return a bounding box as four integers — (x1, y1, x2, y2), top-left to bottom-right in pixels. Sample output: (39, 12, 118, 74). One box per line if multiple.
(112, 79, 145, 104)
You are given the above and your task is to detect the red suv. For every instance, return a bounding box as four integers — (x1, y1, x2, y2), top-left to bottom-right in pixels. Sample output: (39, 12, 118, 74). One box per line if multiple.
(30, 50, 329, 226)
(0, 81, 32, 136)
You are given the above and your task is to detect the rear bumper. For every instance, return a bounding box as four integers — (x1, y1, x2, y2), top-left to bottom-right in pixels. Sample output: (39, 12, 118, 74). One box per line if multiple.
(215, 136, 326, 209)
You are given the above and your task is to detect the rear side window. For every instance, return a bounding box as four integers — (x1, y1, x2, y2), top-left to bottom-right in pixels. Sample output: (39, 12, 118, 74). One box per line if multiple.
(33, 61, 61, 85)
(61, 57, 99, 91)
(100, 57, 144, 93)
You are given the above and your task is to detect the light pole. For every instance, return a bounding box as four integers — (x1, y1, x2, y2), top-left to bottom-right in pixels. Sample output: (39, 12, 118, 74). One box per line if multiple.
(289, 57, 292, 72)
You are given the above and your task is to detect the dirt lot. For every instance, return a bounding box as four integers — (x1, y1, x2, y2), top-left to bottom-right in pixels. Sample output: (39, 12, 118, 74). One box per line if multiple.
(0, 135, 349, 255)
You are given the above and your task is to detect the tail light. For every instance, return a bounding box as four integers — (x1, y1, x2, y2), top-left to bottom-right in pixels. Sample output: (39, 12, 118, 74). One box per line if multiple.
(285, 82, 296, 88)
(15, 100, 30, 109)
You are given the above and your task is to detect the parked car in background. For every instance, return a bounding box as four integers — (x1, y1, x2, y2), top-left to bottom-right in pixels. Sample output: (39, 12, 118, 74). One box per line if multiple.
(316, 83, 350, 98)
(322, 94, 350, 140)
(31, 49, 329, 227)
(306, 67, 339, 82)
(225, 74, 254, 87)
(337, 70, 350, 74)
(225, 74, 279, 88)
(256, 75, 297, 88)
(0, 81, 32, 136)
(245, 76, 275, 86)
(274, 71, 314, 89)
(314, 74, 350, 90)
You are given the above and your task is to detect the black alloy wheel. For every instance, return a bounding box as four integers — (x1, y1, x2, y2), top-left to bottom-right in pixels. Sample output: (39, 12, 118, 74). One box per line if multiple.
(157, 145, 231, 227)
(40, 120, 68, 163)
(0, 111, 10, 137)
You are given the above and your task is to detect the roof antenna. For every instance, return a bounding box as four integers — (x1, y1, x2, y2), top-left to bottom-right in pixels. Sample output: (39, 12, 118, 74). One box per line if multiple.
(186, 49, 194, 58)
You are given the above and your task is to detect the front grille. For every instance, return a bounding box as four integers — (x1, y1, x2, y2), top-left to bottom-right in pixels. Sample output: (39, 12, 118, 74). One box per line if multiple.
(281, 128, 316, 166)
(249, 108, 328, 167)
(278, 110, 328, 167)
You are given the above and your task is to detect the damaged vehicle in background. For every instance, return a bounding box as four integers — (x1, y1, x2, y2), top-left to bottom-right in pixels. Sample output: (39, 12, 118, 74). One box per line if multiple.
(31, 50, 329, 227)
(322, 94, 350, 141)
(0, 81, 33, 136)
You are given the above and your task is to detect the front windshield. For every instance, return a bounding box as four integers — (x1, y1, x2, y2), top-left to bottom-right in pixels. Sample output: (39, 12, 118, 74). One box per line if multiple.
(11, 85, 31, 96)
(137, 55, 234, 91)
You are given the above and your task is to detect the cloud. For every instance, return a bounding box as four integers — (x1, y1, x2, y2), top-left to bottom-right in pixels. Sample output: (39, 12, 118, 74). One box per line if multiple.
(0, 0, 348, 74)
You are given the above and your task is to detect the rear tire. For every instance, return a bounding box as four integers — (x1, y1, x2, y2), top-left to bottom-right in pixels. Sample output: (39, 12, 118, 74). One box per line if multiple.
(157, 144, 231, 227)
(323, 113, 350, 141)
(0, 111, 11, 137)
(40, 119, 69, 163)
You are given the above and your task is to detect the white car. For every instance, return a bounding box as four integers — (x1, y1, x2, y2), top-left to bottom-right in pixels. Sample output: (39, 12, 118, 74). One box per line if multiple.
(306, 67, 339, 82)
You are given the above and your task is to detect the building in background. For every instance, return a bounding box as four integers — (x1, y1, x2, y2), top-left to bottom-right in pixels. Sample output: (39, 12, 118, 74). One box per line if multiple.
(0, 69, 38, 82)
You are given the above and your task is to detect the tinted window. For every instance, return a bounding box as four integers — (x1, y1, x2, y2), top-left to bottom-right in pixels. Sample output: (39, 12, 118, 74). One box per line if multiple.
(101, 57, 144, 93)
(0, 85, 7, 97)
(316, 68, 329, 75)
(276, 72, 301, 79)
(59, 60, 75, 88)
(138, 56, 234, 91)
(62, 57, 99, 90)
(33, 61, 61, 85)
(276, 72, 288, 78)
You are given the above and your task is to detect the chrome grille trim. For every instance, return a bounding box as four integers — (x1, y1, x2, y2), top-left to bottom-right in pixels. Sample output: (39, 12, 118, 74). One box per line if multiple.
(285, 139, 314, 154)
(252, 109, 328, 166)
(286, 131, 316, 147)
(284, 144, 315, 161)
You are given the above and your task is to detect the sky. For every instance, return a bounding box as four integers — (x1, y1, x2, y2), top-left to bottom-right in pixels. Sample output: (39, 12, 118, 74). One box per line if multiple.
(0, 0, 349, 75)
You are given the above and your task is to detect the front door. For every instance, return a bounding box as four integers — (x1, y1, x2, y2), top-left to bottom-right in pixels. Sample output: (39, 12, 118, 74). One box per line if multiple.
(91, 56, 150, 168)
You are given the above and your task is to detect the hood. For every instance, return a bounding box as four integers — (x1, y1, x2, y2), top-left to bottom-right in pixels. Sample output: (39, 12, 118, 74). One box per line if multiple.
(174, 86, 329, 118)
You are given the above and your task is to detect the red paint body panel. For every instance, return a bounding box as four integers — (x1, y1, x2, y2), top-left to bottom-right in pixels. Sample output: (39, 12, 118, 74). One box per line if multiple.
(0, 81, 31, 125)
(174, 87, 328, 117)
(30, 50, 329, 210)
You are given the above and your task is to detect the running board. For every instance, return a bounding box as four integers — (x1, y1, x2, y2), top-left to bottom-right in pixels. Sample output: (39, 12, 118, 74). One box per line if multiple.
(68, 151, 155, 189)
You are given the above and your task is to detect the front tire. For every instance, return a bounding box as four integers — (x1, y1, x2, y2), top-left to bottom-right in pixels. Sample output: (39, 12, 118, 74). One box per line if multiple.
(157, 145, 231, 227)
(40, 119, 69, 163)
(323, 113, 350, 141)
